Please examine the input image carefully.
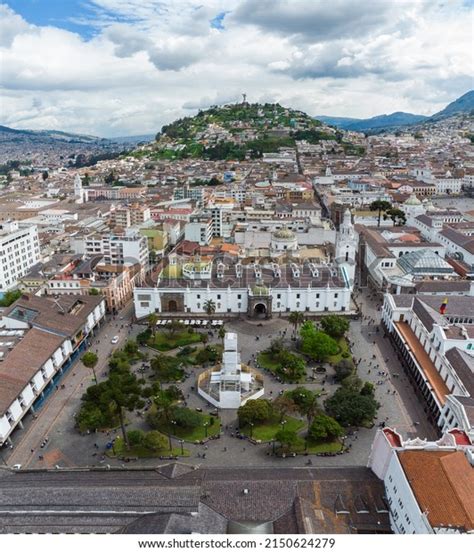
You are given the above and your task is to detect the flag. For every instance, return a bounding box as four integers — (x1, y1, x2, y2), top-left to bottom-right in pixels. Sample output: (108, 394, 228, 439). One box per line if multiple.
(439, 297, 448, 314)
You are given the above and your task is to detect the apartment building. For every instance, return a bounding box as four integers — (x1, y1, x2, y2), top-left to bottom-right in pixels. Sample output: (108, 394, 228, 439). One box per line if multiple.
(0, 222, 41, 291)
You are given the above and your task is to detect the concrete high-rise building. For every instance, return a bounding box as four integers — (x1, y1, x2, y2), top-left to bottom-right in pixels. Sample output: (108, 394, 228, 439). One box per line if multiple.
(0, 222, 40, 291)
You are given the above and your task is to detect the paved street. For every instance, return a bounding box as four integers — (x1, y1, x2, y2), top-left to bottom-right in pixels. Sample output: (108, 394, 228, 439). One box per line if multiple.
(1, 288, 437, 470)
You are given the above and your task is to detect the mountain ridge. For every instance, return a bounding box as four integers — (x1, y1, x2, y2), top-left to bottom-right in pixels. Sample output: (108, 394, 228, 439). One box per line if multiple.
(317, 90, 473, 132)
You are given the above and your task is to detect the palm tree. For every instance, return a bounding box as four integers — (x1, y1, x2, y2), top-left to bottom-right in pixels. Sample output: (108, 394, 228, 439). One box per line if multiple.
(289, 311, 305, 335)
(218, 325, 226, 343)
(147, 312, 158, 336)
(203, 299, 216, 316)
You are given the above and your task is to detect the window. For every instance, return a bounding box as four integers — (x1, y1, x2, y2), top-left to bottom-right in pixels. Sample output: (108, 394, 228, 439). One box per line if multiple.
(334, 293, 338, 298)
(238, 294, 242, 299)
(217, 294, 221, 300)
(296, 294, 300, 299)
(277, 294, 281, 299)
(197, 294, 201, 299)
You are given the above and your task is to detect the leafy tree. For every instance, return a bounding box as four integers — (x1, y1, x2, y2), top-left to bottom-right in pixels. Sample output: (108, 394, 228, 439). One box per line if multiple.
(300, 322, 339, 361)
(76, 368, 144, 447)
(89, 288, 100, 296)
(203, 299, 216, 316)
(275, 428, 303, 452)
(0, 289, 22, 307)
(101, 370, 145, 448)
(273, 394, 297, 422)
(123, 339, 139, 357)
(268, 337, 284, 356)
(218, 325, 226, 343)
(151, 354, 184, 382)
(195, 345, 219, 365)
(334, 359, 354, 382)
(385, 207, 407, 226)
(324, 388, 379, 427)
(82, 351, 99, 384)
(127, 429, 145, 446)
(360, 381, 375, 396)
(285, 387, 320, 425)
(369, 200, 392, 227)
(82, 173, 90, 186)
(143, 430, 167, 451)
(237, 399, 274, 427)
(320, 315, 349, 338)
(289, 311, 305, 334)
(275, 350, 306, 382)
(42, 170, 49, 181)
(167, 320, 185, 336)
(308, 414, 344, 442)
(341, 373, 363, 392)
(76, 403, 108, 431)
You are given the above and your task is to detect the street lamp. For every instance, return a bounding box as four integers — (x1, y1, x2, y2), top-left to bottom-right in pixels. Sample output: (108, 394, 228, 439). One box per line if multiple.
(203, 421, 209, 438)
(169, 420, 177, 451)
(249, 422, 254, 439)
(180, 439, 184, 455)
(271, 439, 276, 455)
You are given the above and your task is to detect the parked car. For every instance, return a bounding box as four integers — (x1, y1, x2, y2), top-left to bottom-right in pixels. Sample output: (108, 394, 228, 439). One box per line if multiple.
(111, 336, 119, 344)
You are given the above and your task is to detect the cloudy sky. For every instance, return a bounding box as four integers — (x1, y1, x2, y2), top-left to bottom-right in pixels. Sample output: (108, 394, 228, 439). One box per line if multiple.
(1, 0, 472, 137)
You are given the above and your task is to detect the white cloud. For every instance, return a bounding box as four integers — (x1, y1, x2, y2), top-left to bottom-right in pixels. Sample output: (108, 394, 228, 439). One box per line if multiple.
(0, 0, 472, 136)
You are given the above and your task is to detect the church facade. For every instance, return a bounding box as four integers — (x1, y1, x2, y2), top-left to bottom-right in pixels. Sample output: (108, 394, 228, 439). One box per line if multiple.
(134, 213, 356, 319)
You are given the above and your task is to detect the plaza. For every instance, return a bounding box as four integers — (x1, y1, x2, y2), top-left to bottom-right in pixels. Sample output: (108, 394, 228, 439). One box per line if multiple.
(1, 285, 434, 471)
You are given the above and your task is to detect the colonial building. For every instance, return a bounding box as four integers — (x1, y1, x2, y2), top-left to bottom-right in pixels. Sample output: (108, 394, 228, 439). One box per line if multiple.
(134, 260, 353, 319)
(0, 294, 106, 447)
(369, 427, 473, 534)
(382, 293, 474, 428)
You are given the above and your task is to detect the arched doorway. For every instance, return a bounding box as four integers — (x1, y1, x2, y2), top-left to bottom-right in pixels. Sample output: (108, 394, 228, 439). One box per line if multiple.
(167, 299, 178, 312)
(254, 303, 267, 319)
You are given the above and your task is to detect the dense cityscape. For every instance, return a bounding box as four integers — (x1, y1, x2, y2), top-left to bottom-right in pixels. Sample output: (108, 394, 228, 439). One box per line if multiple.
(0, 0, 473, 544)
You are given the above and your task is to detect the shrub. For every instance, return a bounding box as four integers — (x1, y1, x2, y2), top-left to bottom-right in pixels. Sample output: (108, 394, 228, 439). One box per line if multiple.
(127, 429, 145, 446)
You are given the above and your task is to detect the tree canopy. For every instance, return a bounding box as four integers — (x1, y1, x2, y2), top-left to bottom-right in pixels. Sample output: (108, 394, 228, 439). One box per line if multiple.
(300, 321, 339, 361)
(320, 315, 349, 338)
(308, 414, 344, 442)
(237, 399, 273, 427)
(324, 387, 379, 427)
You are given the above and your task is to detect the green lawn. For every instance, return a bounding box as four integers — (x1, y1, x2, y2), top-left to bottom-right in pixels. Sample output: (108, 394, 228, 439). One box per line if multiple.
(107, 435, 190, 458)
(327, 337, 352, 365)
(156, 414, 221, 442)
(240, 415, 305, 442)
(149, 331, 204, 351)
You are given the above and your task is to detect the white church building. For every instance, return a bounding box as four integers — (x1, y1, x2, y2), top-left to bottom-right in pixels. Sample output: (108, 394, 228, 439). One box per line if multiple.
(134, 211, 356, 319)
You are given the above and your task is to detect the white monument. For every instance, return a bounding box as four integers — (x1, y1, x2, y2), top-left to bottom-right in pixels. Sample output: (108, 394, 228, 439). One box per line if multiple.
(74, 174, 84, 204)
(198, 332, 264, 409)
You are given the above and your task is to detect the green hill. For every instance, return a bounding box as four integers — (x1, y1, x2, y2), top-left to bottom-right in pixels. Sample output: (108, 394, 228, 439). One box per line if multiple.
(131, 102, 344, 161)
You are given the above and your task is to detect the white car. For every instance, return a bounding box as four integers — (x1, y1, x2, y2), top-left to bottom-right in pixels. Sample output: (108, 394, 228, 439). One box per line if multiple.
(111, 336, 119, 344)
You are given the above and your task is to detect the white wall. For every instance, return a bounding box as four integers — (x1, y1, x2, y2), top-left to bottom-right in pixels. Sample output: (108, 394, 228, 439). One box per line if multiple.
(385, 453, 433, 534)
